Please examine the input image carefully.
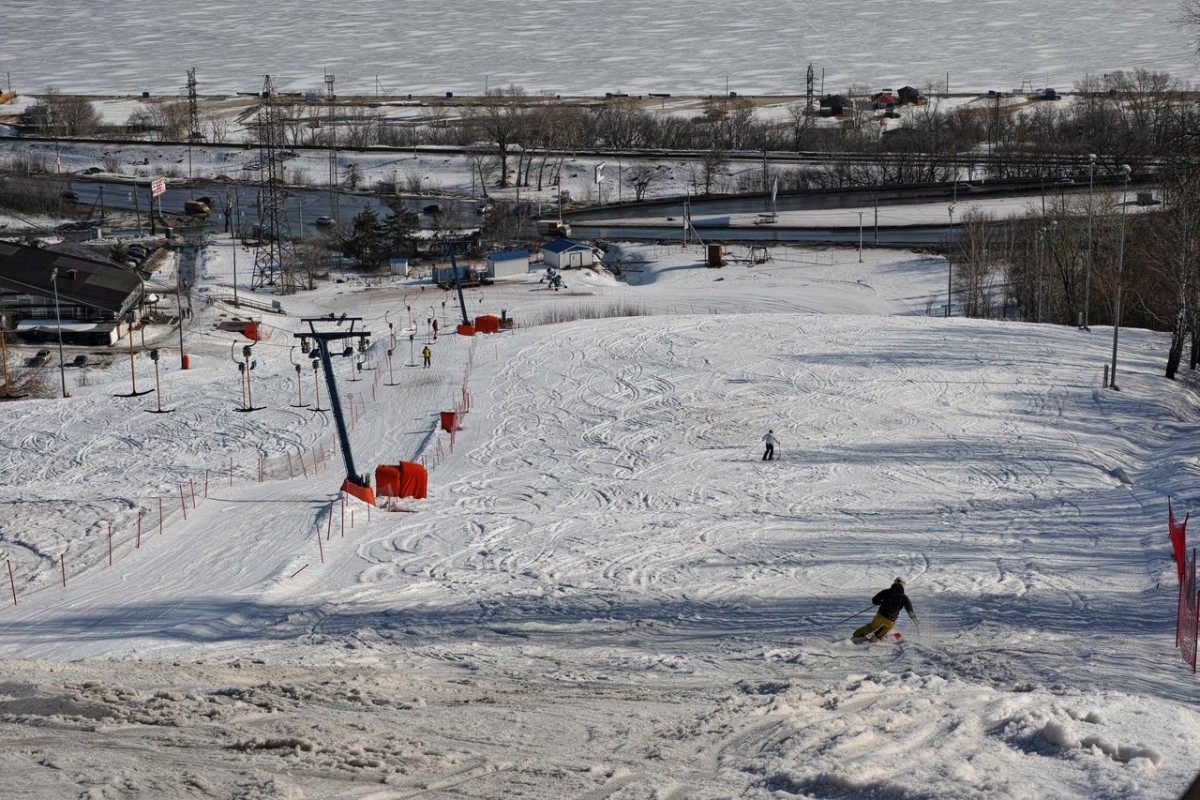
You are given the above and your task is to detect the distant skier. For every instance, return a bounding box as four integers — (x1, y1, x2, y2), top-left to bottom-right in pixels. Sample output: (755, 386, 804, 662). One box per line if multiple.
(853, 577, 918, 641)
(432, 318, 439, 339)
(761, 429, 778, 461)
(422, 345, 432, 368)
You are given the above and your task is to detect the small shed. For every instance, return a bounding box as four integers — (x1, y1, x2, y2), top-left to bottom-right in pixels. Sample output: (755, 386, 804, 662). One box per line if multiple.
(486, 249, 530, 279)
(542, 238, 595, 270)
(432, 263, 466, 285)
(897, 86, 922, 105)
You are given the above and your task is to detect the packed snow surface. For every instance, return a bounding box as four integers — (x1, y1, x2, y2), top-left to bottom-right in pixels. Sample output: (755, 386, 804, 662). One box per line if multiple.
(0, 238, 1197, 798)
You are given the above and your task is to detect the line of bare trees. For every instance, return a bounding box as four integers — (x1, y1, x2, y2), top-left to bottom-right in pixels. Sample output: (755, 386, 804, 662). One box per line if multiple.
(948, 159, 1200, 379)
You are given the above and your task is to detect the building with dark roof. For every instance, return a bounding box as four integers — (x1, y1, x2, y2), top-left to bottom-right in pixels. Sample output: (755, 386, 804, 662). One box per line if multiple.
(0, 241, 144, 346)
(541, 238, 595, 270)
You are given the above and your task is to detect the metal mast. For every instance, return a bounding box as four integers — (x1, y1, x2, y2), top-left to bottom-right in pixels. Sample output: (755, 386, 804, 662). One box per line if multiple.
(186, 68, 200, 187)
(325, 72, 339, 227)
(806, 63, 815, 113)
(248, 75, 300, 292)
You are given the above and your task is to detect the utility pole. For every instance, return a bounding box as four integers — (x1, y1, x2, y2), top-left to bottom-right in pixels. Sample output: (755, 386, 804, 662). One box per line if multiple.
(325, 72, 339, 227)
(1110, 165, 1132, 390)
(186, 68, 199, 192)
(1083, 153, 1096, 330)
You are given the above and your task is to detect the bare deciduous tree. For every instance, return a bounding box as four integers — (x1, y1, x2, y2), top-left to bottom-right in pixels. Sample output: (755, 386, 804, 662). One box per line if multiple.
(464, 85, 528, 188)
(22, 87, 101, 137)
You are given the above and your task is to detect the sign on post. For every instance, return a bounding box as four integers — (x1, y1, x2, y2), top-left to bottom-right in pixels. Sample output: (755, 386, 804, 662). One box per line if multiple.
(150, 177, 166, 198)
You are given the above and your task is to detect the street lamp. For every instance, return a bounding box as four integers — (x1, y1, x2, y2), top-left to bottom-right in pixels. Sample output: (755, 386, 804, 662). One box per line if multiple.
(1037, 220, 1057, 323)
(946, 201, 956, 317)
(1083, 153, 1096, 330)
(857, 211, 864, 263)
(49, 268, 68, 398)
(1109, 164, 1132, 390)
(228, 189, 241, 308)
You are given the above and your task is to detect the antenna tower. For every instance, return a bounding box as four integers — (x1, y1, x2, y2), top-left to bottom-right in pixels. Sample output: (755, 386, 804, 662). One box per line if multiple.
(248, 75, 301, 292)
(186, 68, 200, 188)
(325, 72, 339, 226)
(806, 63, 815, 112)
(187, 68, 200, 140)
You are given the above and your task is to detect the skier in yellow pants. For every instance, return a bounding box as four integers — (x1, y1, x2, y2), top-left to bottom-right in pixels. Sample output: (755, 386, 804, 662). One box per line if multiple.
(853, 577, 917, 641)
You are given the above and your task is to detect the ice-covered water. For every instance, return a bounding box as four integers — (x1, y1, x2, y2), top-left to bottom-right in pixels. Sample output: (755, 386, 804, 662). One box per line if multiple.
(3, 0, 1197, 97)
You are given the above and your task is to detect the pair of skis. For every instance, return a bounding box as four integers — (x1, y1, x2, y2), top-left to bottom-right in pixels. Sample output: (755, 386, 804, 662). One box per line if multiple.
(851, 632, 902, 645)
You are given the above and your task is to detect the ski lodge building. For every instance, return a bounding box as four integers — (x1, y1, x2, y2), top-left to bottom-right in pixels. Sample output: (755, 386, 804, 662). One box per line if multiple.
(0, 242, 145, 346)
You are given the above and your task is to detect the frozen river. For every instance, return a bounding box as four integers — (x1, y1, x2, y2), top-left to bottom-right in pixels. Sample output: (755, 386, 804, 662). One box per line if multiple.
(2, 0, 1198, 98)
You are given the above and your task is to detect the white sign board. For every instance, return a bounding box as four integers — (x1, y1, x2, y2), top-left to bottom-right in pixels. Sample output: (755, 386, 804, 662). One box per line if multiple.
(150, 177, 166, 198)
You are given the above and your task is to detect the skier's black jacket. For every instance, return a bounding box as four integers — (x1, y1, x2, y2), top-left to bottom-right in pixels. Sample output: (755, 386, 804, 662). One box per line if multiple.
(871, 585, 914, 621)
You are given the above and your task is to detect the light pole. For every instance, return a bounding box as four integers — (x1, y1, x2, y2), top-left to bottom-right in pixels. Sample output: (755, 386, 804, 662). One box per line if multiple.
(230, 189, 241, 308)
(1109, 164, 1132, 390)
(857, 211, 864, 263)
(49, 268, 68, 398)
(1083, 153, 1096, 330)
(1039, 220, 1057, 323)
(288, 346, 309, 408)
(946, 202, 955, 317)
(176, 277, 187, 370)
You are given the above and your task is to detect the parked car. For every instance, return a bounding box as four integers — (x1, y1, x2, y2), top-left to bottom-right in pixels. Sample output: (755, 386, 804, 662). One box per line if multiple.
(314, 216, 335, 227)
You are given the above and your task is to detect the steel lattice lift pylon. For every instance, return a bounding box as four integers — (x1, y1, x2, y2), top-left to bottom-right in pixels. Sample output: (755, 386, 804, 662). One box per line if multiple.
(247, 75, 301, 293)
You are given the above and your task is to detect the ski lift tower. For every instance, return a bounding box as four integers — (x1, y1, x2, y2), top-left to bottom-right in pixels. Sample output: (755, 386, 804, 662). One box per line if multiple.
(247, 75, 301, 293)
(298, 314, 374, 502)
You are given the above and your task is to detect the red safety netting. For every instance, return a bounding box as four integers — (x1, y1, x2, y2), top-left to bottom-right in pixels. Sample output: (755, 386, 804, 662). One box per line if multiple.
(1169, 499, 1189, 583)
(1178, 549, 1198, 673)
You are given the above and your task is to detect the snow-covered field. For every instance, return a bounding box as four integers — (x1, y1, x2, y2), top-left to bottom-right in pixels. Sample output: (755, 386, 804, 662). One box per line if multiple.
(2, 0, 1197, 97)
(0, 237, 1198, 799)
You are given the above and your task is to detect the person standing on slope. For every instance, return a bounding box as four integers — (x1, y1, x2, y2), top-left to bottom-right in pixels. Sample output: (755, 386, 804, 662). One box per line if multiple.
(761, 429, 778, 461)
(422, 345, 432, 368)
(853, 578, 917, 641)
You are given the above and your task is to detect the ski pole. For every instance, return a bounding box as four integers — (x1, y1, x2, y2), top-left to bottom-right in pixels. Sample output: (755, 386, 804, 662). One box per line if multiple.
(828, 605, 875, 628)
